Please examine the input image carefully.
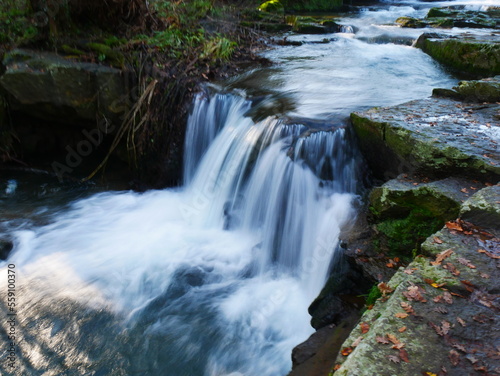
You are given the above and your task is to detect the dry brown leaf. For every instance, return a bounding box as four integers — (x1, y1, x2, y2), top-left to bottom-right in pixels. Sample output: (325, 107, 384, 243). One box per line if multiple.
(378, 282, 394, 296)
(441, 321, 451, 335)
(395, 312, 409, 319)
(403, 285, 427, 302)
(477, 249, 500, 259)
(333, 364, 341, 371)
(376, 336, 390, 344)
(433, 237, 443, 244)
(443, 292, 453, 304)
(434, 306, 448, 314)
(444, 262, 460, 276)
(452, 343, 466, 352)
(480, 272, 490, 279)
(341, 347, 353, 356)
(433, 295, 443, 303)
(398, 326, 407, 333)
(360, 322, 370, 334)
(460, 188, 469, 193)
(449, 350, 460, 366)
(446, 221, 463, 232)
(399, 348, 410, 363)
(386, 333, 400, 345)
(457, 257, 476, 269)
(456, 317, 466, 327)
(430, 249, 454, 266)
(461, 280, 475, 292)
(400, 302, 414, 314)
(352, 336, 363, 347)
(403, 269, 414, 275)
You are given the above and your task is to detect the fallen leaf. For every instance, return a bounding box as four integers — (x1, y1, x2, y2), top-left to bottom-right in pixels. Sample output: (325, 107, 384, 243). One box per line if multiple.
(403, 269, 414, 275)
(360, 322, 370, 334)
(441, 321, 451, 335)
(433, 237, 443, 244)
(387, 355, 400, 363)
(466, 355, 478, 364)
(376, 336, 390, 344)
(449, 350, 460, 366)
(399, 348, 410, 363)
(460, 188, 469, 193)
(443, 292, 453, 304)
(352, 336, 363, 347)
(457, 257, 476, 269)
(398, 326, 407, 333)
(431, 249, 454, 266)
(395, 312, 409, 319)
(446, 221, 463, 232)
(386, 333, 400, 345)
(434, 306, 448, 314)
(461, 280, 475, 292)
(477, 249, 500, 259)
(450, 292, 465, 299)
(333, 364, 341, 371)
(480, 272, 490, 279)
(341, 347, 353, 356)
(444, 262, 460, 276)
(400, 302, 414, 314)
(403, 285, 427, 302)
(424, 373, 438, 376)
(452, 343, 466, 352)
(456, 317, 466, 327)
(378, 282, 394, 296)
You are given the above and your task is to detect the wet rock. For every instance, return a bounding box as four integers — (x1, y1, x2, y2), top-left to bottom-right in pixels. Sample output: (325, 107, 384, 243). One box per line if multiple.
(416, 33, 500, 78)
(334, 222, 500, 375)
(395, 16, 426, 28)
(309, 255, 371, 329)
(0, 49, 130, 125)
(281, 0, 342, 12)
(0, 239, 13, 260)
(460, 184, 500, 231)
(455, 76, 500, 102)
(295, 23, 328, 34)
(292, 325, 338, 367)
(351, 97, 500, 182)
(370, 176, 480, 221)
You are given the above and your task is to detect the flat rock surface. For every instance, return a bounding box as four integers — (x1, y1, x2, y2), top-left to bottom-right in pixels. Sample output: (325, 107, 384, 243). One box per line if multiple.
(333, 186, 500, 376)
(352, 97, 500, 181)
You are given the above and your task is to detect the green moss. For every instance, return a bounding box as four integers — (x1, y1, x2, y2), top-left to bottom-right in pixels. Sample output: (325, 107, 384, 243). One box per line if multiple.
(376, 207, 443, 260)
(396, 17, 425, 28)
(281, 0, 342, 12)
(364, 284, 382, 307)
(258, 0, 284, 13)
(85, 43, 125, 68)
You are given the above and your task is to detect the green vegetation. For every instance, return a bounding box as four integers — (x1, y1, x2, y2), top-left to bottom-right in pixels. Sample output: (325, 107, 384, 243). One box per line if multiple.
(0, 0, 37, 47)
(376, 207, 442, 260)
(364, 284, 382, 307)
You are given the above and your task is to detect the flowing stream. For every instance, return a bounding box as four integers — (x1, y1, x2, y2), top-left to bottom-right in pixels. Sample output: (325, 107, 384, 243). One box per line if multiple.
(1, 0, 483, 374)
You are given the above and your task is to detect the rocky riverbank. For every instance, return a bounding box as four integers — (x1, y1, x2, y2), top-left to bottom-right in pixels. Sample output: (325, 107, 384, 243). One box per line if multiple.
(289, 5, 500, 373)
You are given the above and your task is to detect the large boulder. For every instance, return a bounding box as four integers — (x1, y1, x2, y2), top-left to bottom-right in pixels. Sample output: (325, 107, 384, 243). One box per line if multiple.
(0, 49, 130, 125)
(351, 97, 500, 182)
(416, 33, 500, 78)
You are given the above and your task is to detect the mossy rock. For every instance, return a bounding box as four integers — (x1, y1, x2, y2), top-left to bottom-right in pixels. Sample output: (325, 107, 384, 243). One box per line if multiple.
(460, 185, 500, 231)
(351, 97, 500, 181)
(258, 0, 284, 13)
(395, 17, 425, 28)
(281, 0, 342, 12)
(0, 49, 129, 125)
(85, 43, 125, 69)
(416, 33, 500, 78)
(295, 23, 327, 34)
(454, 76, 500, 102)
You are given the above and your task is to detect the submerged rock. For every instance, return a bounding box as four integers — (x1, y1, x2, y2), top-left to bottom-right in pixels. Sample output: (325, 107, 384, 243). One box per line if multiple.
(0, 239, 13, 260)
(351, 97, 500, 182)
(416, 33, 500, 78)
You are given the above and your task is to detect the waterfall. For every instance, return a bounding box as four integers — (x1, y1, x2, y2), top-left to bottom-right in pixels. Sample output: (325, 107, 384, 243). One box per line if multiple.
(0, 91, 359, 376)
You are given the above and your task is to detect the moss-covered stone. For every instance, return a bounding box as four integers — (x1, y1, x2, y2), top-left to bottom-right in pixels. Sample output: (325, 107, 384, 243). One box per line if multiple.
(351, 98, 500, 181)
(281, 0, 342, 13)
(454, 76, 500, 102)
(416, 33, 500, 78)
(460, 185, 500, 231)
(295, 23, 327, 34)
(0, 49, 129, 125)
(395, 17, 425, 28)
(258, 0, 284, 13)
(85, 42, 125, 69)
